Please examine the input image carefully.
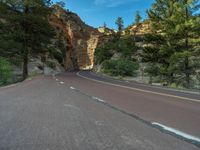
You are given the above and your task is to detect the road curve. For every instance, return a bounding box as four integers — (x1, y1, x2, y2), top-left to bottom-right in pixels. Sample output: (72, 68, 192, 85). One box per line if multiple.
(57, 71, 200, 139)
(78, 71, 200, 101)
(0, 73, 199, 149)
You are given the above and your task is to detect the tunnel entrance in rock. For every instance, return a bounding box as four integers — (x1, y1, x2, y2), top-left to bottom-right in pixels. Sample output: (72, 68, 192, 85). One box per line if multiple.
(49, 16, 79, 71)
(49, 8, 101, 71)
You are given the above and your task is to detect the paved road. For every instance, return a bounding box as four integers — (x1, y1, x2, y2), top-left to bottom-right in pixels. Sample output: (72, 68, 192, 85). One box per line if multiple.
(80, 71, 200, 100)
(0, 74, 199, 149)
(58, 72, 200, 143)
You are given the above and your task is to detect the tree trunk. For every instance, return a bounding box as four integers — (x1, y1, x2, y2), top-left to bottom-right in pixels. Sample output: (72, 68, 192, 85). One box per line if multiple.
(185, 56, 190, 88)
(184, 1, 190, 88)
(22, 5, 29, 80)
(22, 48, 28, 80)
(170, 73, 174, 85)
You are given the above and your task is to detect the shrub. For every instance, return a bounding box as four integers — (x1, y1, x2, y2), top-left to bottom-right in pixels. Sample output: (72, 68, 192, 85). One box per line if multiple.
(46, 61, 56, 69)
(95, 36, 138, 64)
(95, 46, 113, 64)
(0, 58, 12, 85)
(102, 59, 139, 76)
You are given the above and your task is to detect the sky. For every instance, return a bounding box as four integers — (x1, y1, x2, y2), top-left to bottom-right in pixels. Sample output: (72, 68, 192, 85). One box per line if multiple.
(52, 0, 155, 29)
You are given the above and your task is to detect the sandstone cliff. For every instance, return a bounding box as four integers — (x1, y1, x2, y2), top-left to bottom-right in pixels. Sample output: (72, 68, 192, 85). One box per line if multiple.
(98, 27, 116, 35)
(49, 6, 104, 70)
(49, 6, 151, 71)
(126, 20, 151, 35)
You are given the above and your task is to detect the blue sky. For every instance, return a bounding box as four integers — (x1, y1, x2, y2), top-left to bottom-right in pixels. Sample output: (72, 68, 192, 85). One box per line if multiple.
(52, 0, 155, 29)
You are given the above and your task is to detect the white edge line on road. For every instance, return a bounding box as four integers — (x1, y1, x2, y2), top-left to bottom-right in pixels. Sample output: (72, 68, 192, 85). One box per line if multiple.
(76, 71, 200, 103)
(91, 72, 199, 95)
(60, 81, 64, 84)
(70, 86, 76, 90)
(92, 96, 106, 103)
(152, 122, 200, 143)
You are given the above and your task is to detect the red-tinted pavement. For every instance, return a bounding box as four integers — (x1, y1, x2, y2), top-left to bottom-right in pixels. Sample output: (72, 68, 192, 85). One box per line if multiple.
(0, 74, 199, 149)
(57, 71, 200, 139)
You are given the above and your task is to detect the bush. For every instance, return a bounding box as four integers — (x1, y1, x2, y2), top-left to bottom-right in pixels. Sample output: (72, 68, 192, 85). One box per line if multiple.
(95, 36, 138, 64)
(95, 46, 113, 64)
(102, 59, 139, 76)
(46, 61, 56, 69)
(0, 58, 12, 85)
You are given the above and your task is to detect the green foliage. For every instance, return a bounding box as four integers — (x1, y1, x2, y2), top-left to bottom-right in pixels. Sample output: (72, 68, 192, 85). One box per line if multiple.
(51, 49, 63, 64)
(95, 47, 113, 64)
(0, 58, 12, 85)
(142, 0, 200, 88)
(95, 32, 139, 77)
(0, 21, 22, 59)
(144, 64, 160, 77)
(102, 59, 139, 77)
(132, 11, 142, 38)
(170, 83, 177, 88)
(95, 36, 138, 64)
(0, 0, 55, 79)
(46, 61, 56, 69)
(115, 17, 124, 36)
(134, 11, 142, 25)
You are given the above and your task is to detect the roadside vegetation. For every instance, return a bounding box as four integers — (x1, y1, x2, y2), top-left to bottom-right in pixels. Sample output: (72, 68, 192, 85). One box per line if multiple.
(95, 0, 200, 90)
(0, 58, 12, 86)
(0, 0, 68, 86)
(102, 59, 139, 76)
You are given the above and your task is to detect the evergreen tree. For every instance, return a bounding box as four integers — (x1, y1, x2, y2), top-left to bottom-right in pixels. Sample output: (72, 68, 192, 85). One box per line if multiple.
(135, 11, 142, 25)
(142, 0, 175, 84)
(142, 0, 200, 88)
(0, 2, 22, 59)
(168, 0, 200, 88)
(115, 17, 124, 37)
(133, 11, 142, 41)
(0, 0, 55, 79)
(142, 34, 166, 83)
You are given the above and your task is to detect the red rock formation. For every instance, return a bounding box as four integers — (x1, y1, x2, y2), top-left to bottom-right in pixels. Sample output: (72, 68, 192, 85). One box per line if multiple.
(49, 6, 103, 70)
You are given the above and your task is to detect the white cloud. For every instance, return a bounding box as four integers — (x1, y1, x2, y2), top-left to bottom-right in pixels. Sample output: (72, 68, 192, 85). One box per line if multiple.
(95, 0, 135, 7)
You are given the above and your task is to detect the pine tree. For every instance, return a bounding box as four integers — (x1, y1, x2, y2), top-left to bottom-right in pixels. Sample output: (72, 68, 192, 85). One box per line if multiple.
(135, 11, 142, 25)
(142, 0, 200, 88)
(168, 0, 200, 88)
(0, 0, 55, 80)
(115, 17, 124, 37)
(142, 0, 175, 84)
(0, 2, 22, 59)
(142, 34, 166, 83)
(133, 11, 142, 42)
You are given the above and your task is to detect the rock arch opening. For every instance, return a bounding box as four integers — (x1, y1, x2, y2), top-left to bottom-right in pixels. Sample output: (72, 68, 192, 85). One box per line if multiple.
(49, 6, 102, 71)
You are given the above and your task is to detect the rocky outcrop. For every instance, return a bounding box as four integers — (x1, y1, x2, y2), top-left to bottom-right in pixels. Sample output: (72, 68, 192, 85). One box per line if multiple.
(49, 6, 104, 70)
(126, 21, 151, 35)
(98, 27, 116, 35)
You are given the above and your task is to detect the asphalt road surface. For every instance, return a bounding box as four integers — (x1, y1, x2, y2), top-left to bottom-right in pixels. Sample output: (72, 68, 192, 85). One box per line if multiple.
(0, 72, 199, 150)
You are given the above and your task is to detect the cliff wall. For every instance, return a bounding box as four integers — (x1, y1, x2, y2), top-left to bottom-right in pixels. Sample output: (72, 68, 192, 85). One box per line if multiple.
(49, 6, 103, 70)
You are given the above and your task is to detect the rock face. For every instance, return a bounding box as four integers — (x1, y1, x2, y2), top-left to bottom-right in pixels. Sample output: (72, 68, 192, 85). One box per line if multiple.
(49, 6, 103, 70)
(98, 27, 116, 35)
(127, 21, 151, 35)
